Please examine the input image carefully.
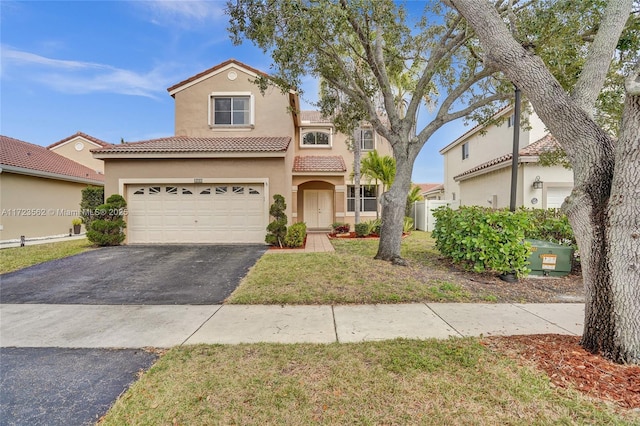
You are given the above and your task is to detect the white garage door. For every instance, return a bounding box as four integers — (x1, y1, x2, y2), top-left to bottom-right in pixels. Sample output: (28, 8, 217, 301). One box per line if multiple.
(546, 187, 572, 209)
(126, 183, 266, 243)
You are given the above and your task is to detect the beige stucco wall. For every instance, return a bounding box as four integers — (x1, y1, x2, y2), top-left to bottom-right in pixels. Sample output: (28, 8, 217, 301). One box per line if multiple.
(50, 137, 105, 173)
(441, 108, 547, 200)
(458, 163, 574, 209)
(173, 65, 295, 138)
(458, 166, 517, 209)
(0, 172, 94, 240)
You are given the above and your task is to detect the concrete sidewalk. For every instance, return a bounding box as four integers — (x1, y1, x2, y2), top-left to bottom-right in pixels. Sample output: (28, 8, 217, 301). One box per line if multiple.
(0, 303, 584, 348)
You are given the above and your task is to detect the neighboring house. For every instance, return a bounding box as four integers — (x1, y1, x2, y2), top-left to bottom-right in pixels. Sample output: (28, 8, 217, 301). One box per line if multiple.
(48, 131, 110, 174)
(439, 105, 573, 209)
(416, 183, 444, 200)
(92, 59, 393, 244)
(0, 135, 105, 241)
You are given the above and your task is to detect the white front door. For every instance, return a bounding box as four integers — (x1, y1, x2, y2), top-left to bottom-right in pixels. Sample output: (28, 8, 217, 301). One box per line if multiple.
(304, 190, 333, 228)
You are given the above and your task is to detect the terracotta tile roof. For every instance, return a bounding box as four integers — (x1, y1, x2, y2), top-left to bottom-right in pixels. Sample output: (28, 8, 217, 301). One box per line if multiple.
(454, 134, 560, 180)
(0, 135, 104, 182)
(300, 111, 333, 124)
(92, 136, 291, 154)
(47, 131, 111, 149)
(416, 183, 444, 194)
(293, 156, 346, 172)
(167, 59, 269, 94)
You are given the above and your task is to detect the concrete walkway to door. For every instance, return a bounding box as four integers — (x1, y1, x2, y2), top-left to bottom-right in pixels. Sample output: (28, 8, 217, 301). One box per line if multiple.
(268, 233, 334, 253)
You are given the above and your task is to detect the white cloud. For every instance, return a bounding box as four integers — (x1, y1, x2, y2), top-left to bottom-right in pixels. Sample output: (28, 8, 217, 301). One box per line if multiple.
(1, 45, 176, 98)
(132, 0, 226, 28)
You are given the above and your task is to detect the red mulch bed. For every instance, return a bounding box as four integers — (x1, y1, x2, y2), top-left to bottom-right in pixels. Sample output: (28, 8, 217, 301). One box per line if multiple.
(485, 334, 640, 409)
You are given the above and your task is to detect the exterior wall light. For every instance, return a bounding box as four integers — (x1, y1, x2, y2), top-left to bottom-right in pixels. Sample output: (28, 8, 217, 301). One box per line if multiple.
(532, 176, 544, 189)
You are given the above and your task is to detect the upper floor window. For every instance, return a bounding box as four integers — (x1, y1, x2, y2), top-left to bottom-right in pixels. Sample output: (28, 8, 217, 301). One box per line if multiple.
(301, 131, 331, 147)
(354, 128, 375, 151)
(462, 142, 469, 160)
(210, 92, 254, 127)
(507, 114, 515, 127)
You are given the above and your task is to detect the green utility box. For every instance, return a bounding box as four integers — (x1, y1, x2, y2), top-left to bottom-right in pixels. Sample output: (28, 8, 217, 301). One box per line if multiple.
(525, 239, 573, 277)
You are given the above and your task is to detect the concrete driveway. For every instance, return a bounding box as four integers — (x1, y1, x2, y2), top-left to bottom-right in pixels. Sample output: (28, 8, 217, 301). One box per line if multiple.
(0, 245, 267, 305)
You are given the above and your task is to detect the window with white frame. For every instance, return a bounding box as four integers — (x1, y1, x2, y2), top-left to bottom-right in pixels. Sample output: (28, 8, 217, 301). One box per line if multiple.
(355, 128, 375, 151)
(462, 142, 469, 160)
(347, 185, 378, 212)
(210, 93, 253, 126)
(301, 131, 331, 146)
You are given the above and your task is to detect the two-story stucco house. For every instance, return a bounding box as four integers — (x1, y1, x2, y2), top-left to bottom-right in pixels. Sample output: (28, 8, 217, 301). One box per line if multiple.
(93, 59, 393, 244)
(439, 105, 574, 209)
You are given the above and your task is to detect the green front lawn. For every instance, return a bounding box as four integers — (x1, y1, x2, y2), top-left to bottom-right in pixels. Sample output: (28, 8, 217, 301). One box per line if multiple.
(0, 239, 94, 274)
(228, 232, 479, 304)
(100, 339, 632, 425)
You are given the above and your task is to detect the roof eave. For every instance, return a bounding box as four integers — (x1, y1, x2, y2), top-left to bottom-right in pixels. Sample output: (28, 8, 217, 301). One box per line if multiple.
(92, 151, 287, 159)
(0, 164, 104, 185)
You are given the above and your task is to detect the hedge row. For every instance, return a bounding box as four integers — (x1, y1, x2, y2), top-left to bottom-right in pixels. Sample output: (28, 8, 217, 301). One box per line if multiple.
(432, 206, 576, 277)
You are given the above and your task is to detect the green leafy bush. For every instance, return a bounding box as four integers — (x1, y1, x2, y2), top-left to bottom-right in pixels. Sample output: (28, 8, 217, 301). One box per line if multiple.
(266, 194, 287, 247)
(403, 217, 414, 233)
(86, 194, 127, 246)
(80, 186, 104, 231)
(355, 222, 369, 237)
(284, 222, 307, 248)
(331, 222, 350, 234)
(432, 206, 533, 277)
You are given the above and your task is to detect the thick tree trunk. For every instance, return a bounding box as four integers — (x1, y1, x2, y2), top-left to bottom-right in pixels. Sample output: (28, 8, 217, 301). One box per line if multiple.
(449, 0, 639, 363)
(605, 79, 640, 363)
(375, 150, 414, 265)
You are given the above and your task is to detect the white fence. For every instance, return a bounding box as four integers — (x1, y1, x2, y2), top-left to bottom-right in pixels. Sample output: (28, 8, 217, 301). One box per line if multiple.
(412, 200, 460, 231)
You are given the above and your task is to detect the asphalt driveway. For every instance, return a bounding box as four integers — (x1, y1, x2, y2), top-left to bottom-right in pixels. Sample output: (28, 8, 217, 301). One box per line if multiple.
(0, 245, 267, 305)
(0, 347, 157, 426)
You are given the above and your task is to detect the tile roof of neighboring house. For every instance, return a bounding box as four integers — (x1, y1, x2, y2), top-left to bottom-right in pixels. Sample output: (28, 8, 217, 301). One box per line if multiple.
(47, 131, 111, 149)
(167, 59, 269, 94)
(0, 135, 104, 183)
(454, 134, 560, 180)
(300, 111, 333, 124)
(92, 136, 291, 154)
(293, 155, 346, 172)
(416, 183, 444, 194)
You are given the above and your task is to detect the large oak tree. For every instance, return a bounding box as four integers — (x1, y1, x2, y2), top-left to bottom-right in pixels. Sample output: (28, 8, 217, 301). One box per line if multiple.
(449, 0, 639, 363)
(227, 0, 512, 264)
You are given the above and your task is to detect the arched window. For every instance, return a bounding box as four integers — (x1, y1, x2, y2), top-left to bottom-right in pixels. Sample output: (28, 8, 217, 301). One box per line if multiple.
(302, 131, 330, 146)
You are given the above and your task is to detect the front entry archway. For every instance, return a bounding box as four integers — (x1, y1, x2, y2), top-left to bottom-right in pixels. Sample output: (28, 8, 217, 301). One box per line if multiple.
(303, 190, 333, 228)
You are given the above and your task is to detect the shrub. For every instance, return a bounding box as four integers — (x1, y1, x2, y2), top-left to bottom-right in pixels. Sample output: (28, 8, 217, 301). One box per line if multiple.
(284, 222, 307, 248)
(72, 218, 82, 226)
(367, 219, 381, 235)
(432, 206, 533, 277)
(266, 194, 287, 247)
(86, 194, 127, 246)
(331, 222, 350, 234)
(355, 222, 370, 237)
(80, 186, 104, 231)
(403, 217, 414, 233)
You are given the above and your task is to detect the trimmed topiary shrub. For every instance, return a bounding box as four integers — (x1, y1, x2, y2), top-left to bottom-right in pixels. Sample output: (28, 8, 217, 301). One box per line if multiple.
(80, 185, 104, 231)
(86, 194, 127, 246)
(355, 222, 369, 237)
(266, 194, 287, 247)
(284, 222, 307, 248)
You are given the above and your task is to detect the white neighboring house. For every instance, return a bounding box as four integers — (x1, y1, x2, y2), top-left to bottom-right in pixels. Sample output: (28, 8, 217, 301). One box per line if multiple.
(439, 105, 574, 209)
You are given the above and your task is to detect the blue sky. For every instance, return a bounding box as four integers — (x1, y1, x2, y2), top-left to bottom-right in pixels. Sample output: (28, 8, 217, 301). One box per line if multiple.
(1, 0, 469, 183)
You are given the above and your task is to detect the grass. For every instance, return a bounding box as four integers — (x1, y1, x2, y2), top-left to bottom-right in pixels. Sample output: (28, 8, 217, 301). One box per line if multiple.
(100, 339, 634, 425)
(228, 231, 476, 304)
(0, 239, 94, 274)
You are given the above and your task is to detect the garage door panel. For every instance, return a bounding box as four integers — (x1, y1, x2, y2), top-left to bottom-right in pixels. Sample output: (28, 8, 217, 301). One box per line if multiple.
(127, 183, 265, 244)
